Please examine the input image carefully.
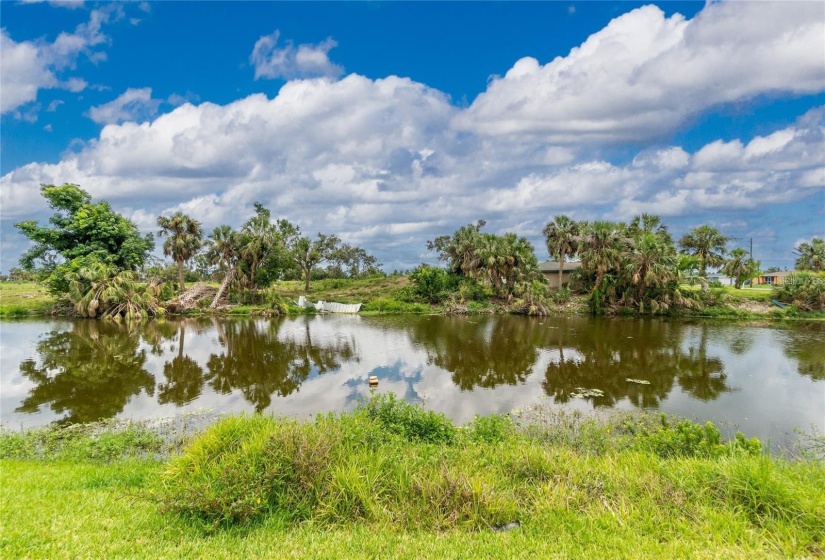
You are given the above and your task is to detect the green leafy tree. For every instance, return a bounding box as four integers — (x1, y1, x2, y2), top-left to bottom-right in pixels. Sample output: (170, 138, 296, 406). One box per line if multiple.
(794, 237, 825, 272)
(679, 225, 729, 279)
(293, 233, 340, 292)
(257, 218, 302, 285)
(328, 244, 382, 278)
(678, 254, 702, 286)
(407, 265, 459, 303)
(157, 212, 204, 293)
(542, 215, 581, 289)
(14, 183, 154, 295)
(722, 248, 761, 289)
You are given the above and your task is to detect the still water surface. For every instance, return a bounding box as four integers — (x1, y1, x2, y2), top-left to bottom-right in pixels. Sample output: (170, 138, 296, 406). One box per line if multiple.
(1, 316, 823, 447)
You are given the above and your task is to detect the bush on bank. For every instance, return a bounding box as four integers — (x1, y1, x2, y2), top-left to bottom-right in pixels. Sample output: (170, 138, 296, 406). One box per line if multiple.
(155, 395, 823, 544)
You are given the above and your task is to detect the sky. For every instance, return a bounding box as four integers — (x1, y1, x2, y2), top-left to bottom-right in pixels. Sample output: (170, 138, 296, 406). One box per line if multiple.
(1, 0, 824, 274)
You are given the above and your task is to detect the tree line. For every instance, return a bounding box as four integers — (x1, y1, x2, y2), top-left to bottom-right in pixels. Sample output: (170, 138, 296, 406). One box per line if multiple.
(411, 214, 824, 313)
(13, 184, 381, 318)
(12, 183, 825, 318)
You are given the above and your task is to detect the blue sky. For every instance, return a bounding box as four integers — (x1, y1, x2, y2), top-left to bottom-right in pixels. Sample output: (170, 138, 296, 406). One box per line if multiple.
(1, 0, 824, 273)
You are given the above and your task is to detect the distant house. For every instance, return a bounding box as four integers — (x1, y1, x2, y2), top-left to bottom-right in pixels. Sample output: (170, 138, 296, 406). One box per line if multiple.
(539, 260, 582, 288)
(706, 273, 734, 286)
(753, 271, 796, 286)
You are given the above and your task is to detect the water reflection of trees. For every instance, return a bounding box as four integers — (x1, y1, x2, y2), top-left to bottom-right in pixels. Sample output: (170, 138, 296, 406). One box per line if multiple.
(542, 320, 729, 407)
(16, 321, 155, 424)
(779, 323, 825, 381)
(406, 316, 731, 406)
(406, 316, 539, 390)
(207, 318, 356, 412)
(15, 317, 358, 422)
(158, 320, 206, 406)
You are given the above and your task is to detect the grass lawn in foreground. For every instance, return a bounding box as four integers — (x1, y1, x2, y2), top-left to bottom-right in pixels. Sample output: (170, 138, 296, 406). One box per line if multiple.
(1, 400, 823, 559)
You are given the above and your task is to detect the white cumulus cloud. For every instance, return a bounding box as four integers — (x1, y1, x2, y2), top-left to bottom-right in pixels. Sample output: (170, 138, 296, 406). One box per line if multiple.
(454, 2, 825, 143)
(250, 30, 344, 80)
(87, 87, 162, 125)
(2, 71, 823, 272)
(0, 6, 118, 114)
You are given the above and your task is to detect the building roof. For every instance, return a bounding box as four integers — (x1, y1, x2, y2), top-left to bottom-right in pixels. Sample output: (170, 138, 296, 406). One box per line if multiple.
(761, 271, 796, 277)
(539, 260, 583, 273)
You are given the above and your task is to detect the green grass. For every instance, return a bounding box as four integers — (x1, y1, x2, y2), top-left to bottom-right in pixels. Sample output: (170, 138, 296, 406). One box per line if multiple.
(271, 276, 411, 303)
(2, 399, 823, 559)
(0, 282, 54, 315)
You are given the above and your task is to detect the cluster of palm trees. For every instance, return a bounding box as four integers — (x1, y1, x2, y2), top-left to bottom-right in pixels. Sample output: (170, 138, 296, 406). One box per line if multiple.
(426, 220, 542, 300)
(156, 202, 381, 306)
(544, 214, 694, 312)
(542, 213, 764, 312)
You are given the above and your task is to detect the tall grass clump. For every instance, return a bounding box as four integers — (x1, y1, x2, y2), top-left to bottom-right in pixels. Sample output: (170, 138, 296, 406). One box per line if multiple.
(159, 396, 514, 529)
(156, 395, 824, 556)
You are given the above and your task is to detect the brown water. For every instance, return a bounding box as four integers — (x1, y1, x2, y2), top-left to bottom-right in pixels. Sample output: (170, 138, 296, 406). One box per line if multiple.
(1, 315, 823, 448)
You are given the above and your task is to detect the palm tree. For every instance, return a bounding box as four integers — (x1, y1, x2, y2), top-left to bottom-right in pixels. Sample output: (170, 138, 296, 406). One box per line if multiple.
(678, 225, 728, 279)
(157, 212, 203, 293)
(722, 248, 760, 289)
(206, 225, 239, 308)
(795, 238, 825, 272)
(239, 204, 276, 291)
(66, 260, 164, 320)
(628, 213, 673, 245)
(580, 221, 624, 291)
(543, 215, 580, 289)
(621, 233, 682, 312)
(427, 220, 486, 277)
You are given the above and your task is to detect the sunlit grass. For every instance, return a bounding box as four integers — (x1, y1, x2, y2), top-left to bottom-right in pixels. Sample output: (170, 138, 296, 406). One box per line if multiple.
(2, 401, 823, 559)
(0, 282, 54, 315)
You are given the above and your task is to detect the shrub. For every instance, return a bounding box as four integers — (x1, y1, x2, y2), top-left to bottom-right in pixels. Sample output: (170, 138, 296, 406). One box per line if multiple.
(265, 292, 289, 315)
(551, 287, 573, 304)
(360, 393, 455, 444)
(407, 265, 459, 303)
(772, 272, 825, 311)
(637, 415, 761, 459)
(467, 414, 514, 443)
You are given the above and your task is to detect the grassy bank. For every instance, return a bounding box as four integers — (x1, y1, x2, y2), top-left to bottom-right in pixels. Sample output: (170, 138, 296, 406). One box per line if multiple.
(2, 398, 823, 559)
(1, 279, 821, 320)
(0, 282, 54, 316)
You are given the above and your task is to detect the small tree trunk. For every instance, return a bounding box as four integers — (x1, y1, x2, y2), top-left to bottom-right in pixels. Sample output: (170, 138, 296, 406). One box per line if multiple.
(304, 267, 311, 293)
(177, 260, 186, 293)
(558, 254, 565, 290)
(211, 268, 234, 308)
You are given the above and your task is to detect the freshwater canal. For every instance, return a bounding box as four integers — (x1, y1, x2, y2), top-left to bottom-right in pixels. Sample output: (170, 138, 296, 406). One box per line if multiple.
(1, 315, 823, 449)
